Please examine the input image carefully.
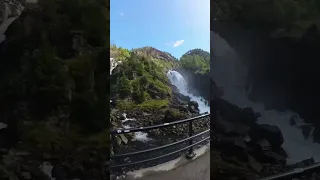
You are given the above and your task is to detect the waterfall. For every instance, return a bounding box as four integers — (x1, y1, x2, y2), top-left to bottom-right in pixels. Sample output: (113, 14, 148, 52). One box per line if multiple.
(167, 70, 210, 114)
(211, 31, 320, 164)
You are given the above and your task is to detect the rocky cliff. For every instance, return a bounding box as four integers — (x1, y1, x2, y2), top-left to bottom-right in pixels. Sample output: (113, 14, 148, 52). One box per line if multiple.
(212, 0, 320, 142)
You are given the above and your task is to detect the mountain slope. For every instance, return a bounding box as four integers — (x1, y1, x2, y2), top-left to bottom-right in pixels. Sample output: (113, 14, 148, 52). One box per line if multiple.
(110, 45, 178, 110)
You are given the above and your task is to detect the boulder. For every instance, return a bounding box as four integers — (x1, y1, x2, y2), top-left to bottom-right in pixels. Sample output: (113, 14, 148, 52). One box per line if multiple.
(288, 157, 315, 169)
(52, 164, 66, 180)
(188, 101, 199, 113)
(170, 84, 179, 94)
(188, 100, 199, 109)
(213, 114, 251, 136)
(215, 135, 248, 160)
(241, 107, 259, 124)
(249, 124, 284, 149)
(261, 151, 286, 165)
(248, 155, 263, 173)
(177, 93, 191, 102)
(176, 105, 188, 112)
(110, 99, 117, 109)
(163, 109, 186, 123)
(213, 117, 236, 135)
(211, 98, 243, 123)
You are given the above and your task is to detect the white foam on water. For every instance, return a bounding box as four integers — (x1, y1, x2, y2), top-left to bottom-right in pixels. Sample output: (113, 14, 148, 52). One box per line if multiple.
(132, 131, 153, 142)
(121, 113, 137, 123)
(167, 70, 210, 114)
(211, 31, 320, 164)
(122, 114, 152, 142)
(39, 162, 55, 180)
(0, 122, 7, 129)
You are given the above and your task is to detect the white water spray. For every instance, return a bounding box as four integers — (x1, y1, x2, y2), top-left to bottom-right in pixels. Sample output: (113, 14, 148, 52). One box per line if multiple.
(121, 113, 153, 142)
(167, 70, 210, 114)
(211, 31, 320, 164)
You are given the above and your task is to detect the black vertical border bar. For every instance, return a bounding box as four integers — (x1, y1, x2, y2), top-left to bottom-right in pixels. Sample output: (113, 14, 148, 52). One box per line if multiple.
(106, 0, 111, 177)
(210, 1, 216, 179)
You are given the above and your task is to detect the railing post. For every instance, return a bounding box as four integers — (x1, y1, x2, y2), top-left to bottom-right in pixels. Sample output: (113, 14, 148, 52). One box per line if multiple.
(186, 120, 196, 159)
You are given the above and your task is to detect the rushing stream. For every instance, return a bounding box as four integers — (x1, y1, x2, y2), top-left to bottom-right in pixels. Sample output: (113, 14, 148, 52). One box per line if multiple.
(211, 31, 320, 164)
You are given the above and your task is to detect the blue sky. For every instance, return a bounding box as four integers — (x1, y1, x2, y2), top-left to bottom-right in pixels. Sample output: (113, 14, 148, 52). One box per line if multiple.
(110, 0, 210, 59)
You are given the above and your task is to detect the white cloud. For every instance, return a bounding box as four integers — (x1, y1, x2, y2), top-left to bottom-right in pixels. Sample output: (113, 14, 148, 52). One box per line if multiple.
(120, 12, 124, 16)
(173, 40, 184, 47)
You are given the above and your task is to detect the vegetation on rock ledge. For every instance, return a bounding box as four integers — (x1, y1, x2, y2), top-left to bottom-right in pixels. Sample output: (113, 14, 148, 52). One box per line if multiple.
(110, 45, 178, 111)
(180, 49, 210, 75)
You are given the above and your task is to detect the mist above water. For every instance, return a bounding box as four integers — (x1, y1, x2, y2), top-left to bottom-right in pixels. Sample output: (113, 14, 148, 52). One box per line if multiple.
(167, 70, 210, 114)
(211, 31, 320, 164)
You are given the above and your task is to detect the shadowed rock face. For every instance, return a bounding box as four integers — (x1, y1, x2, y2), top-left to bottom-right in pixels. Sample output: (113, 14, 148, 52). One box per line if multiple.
(0, 0, 24, 43)
(211, 15, 320, 141)
(175, 68, 210, 101)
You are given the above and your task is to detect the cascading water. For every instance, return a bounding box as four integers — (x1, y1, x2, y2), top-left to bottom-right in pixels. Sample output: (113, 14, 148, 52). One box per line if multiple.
(211, 31, 320, 164)
(167, 70, 210, 114)
(121, 113, 152, 142)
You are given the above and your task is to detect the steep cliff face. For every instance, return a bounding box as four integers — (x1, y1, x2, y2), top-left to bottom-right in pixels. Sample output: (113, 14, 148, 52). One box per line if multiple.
(176, 49, 210, 101)
(212, 0, 320, 140)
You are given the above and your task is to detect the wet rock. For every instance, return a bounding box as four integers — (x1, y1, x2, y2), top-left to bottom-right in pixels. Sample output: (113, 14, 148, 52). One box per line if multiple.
(256, 139, 272, 151)
(163, 109, 186, 123)
(241, 107, 258, 124)
(52, 164, 66, 180)
(261, 151, 286, 164)
(250, 124, 284, 149)
(188, 101, 199, 110)
(212, 98, 243, 123)
(119, 134, 128, 145)
(216, 135, 248, 160)
(248, 155, 262, 173)
(3, 154, 20, 172)
(119, 114, 126, 120)
(110, 99, 117, 108)
(176, 93, 191, 102)
(214, 117, 236, 135)
(288, 157, 315, 169)
(20, 171, 32, 180)
(21, 165, 51, 180)
(176, 105, 188, 112)
(214, 116, 251, 136)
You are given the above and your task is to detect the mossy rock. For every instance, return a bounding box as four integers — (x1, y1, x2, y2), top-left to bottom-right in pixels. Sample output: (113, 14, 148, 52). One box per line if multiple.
(116, 99, 169, 111)
(163, 109, 187, 123)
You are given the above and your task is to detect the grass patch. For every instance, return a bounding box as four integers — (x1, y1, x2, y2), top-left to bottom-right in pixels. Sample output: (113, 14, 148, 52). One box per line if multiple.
(136, 99, 169, 110)
(116, 99, 169, 111)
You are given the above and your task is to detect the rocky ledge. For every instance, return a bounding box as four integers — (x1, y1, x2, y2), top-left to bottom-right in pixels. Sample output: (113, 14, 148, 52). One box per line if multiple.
(211, 98, 319, 180)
